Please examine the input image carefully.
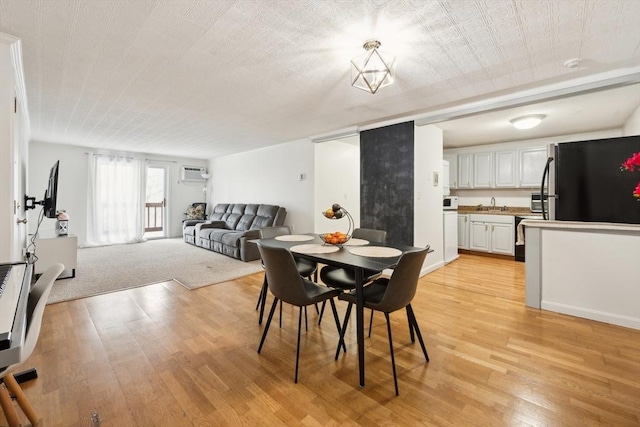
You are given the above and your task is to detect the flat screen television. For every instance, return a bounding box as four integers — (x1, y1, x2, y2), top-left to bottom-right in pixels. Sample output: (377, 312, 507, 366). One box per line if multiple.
(44, 160, 59, 218)
(25, 160, 59, 218)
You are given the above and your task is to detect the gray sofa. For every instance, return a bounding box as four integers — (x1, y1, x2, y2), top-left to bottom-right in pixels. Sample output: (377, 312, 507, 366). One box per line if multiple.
(183, 203, 287, 261)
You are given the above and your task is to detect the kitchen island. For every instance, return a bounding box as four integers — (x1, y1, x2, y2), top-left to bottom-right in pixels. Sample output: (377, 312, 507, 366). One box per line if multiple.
(522, 219, 640, 329)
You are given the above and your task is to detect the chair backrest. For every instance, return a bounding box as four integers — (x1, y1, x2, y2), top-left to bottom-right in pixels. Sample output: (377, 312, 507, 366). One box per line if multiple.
(259, 226, 292, 239)
(258, 245, 311, 307)
(353, 228, 386, 244)
(376, 246, 429, 313)
(23, 263, 64, 362)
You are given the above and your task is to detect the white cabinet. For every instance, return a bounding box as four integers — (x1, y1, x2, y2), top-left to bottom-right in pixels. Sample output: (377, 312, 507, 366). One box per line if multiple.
(443, 160, 450, 196)
(34, 233, 78, 278)
(473, 152, 493, 188)
(457, 153, 473, 188)
(519, 146, 548, 187)
(490, 222, 515, 255)
(457, 214, 469, 249)
(469, 221, 490, 252)
(468, 214, 514, 256)
(443, 154, 458, 189)
(495, 150, 517, 187)
(443, 212, 458, 263)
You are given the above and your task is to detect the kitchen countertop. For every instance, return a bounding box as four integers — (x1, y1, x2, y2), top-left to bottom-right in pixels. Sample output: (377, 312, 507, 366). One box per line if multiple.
(457, 205, 543, 218)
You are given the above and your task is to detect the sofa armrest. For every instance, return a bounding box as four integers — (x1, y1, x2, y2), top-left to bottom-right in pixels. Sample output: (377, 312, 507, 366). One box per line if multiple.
(241, 229, 261, 240)
(183, 219, 206, 228)
(199, 220, 226, 229)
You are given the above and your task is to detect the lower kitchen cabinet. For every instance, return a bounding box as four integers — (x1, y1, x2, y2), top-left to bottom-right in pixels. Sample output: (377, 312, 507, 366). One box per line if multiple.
(468, 214, 514, 256)
(457, 214, 469, 249)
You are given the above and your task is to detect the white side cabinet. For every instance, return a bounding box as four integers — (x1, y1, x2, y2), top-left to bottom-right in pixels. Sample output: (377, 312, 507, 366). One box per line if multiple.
(457, 214, 469, 249)
(34, 233, 78, 278)
(519, 146, 548, 187)
(468, 214, 514, 256)
(443, 154, 458, 189)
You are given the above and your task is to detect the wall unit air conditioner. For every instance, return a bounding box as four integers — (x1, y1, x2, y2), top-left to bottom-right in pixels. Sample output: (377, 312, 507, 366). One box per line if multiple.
(180, 166, 207, 182)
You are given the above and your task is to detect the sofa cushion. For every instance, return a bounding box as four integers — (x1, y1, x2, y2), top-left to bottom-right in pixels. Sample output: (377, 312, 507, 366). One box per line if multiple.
(210, 203, 230, 221)
(225, 213, 242, 230)
(236, 214, 256, 231)
(250, 204, 280, 230)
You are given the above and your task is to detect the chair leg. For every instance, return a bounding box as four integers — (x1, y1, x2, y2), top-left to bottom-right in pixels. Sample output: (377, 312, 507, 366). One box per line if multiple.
(335, 303, 353, 360)
(328, 299, 346, 353)
(304, 306, 308, 332)
(317, 300, 326, 325)
(407, 304, 429, 362)
(257, 278, 268, 325)
(256, 276, 266, 310)
(295, 306, 303, 383)
(384, 312, 399, 396)
(368, 309, 374, 338)
(258, 297, 279, 353)
(0, 381, 21, 427)
(4, 373, 42, 426)
(279, 300, 283, 328)
(405, 306, 415, 343)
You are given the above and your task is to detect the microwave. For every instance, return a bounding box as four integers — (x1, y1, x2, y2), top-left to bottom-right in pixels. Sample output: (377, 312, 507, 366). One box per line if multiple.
(443, 196, 459, 210)
(530, 193, 548, 213)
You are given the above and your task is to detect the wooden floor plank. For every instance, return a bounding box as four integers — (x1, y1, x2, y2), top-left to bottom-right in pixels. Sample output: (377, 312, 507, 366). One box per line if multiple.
(1, 254, 638, 426)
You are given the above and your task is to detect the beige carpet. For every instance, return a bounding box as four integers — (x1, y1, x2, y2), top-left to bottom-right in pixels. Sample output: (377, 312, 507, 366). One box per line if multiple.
(47, 238, 263, 304)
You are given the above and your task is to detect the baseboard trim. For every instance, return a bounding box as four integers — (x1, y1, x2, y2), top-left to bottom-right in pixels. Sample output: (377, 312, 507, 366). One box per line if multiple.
(541, 300, 640, 330)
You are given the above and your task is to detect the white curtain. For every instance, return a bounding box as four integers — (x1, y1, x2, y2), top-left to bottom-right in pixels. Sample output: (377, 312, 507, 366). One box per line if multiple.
(86, 154, 145, 246)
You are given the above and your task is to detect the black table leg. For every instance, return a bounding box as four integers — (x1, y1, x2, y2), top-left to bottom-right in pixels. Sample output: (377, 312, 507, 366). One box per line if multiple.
(355, 267, 365, 388)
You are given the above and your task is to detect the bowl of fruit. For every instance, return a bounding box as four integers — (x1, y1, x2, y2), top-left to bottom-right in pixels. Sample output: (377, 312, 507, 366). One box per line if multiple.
(320, 231, 350, 246)
(320, 204, 354, 246)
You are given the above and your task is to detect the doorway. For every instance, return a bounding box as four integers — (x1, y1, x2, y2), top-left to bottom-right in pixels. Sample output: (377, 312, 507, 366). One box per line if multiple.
(144, 165, 168, 239)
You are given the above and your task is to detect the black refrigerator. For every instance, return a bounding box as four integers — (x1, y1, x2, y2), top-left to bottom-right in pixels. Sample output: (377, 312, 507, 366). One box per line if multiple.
(541, 135, 640, 224)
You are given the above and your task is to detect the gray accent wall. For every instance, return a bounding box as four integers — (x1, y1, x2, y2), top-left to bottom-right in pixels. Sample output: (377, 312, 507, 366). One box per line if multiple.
(360, 121, 414, 246)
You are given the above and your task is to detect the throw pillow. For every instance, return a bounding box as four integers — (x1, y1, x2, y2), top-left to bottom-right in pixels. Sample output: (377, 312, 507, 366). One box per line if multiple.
(186, 204, 205, 220)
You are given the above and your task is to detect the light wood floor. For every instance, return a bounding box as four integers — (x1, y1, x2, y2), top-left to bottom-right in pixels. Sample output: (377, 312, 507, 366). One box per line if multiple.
(2, 254, 639, 426)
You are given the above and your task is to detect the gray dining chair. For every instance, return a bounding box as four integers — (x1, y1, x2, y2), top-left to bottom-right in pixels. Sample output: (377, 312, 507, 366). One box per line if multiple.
(0, 263, 64, 426)
(257, 245, 343, 383)
(335, 247, 430, 395)
(256, 226, 318, 326)
(317, 228, 387, 324)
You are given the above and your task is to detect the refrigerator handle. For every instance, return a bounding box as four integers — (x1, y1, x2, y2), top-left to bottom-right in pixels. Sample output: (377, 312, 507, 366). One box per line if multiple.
(541, 157, 554, 220)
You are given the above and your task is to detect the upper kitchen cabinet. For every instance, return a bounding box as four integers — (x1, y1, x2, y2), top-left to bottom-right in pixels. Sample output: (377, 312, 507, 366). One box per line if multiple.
(457, 153, 473, 188)
(472, 150, 517, 188)
(473, 152, 493, 188)
(495, 150, 517, 187)
(519, 146, 548, 187)
(443, 154, 458, 189)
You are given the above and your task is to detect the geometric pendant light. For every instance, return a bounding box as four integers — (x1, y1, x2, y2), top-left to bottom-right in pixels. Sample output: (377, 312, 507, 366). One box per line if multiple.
(351, 39, 395, 94)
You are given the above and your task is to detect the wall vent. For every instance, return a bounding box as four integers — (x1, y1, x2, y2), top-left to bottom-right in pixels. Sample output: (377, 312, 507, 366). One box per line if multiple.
(180, 166, 206, 182)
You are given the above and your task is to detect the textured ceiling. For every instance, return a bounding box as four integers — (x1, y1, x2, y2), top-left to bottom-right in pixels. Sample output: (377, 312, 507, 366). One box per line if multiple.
(1, 0, 639, 158)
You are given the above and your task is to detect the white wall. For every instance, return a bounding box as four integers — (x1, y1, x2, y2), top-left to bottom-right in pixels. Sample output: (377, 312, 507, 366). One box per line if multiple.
(623, 105, 640, 136)
(210, 140, 316, 233)
(414, 125, 445, 273)
(445, 128, 623, 207)
(29, 141, 207, 246)
(314, 136, 360, 234)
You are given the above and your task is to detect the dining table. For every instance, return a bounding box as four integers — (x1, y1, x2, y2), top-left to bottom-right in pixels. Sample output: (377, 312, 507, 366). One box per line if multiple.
(257, 233, 423, 388)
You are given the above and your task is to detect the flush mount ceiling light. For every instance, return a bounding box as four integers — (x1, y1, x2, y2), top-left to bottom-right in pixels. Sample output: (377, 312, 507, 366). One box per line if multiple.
(510, 114, 546, 130)
(351, 39, 395, 94)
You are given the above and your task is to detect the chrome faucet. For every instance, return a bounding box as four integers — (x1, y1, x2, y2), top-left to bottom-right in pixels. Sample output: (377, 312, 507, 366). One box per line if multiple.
(490, 197, 496, 208)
